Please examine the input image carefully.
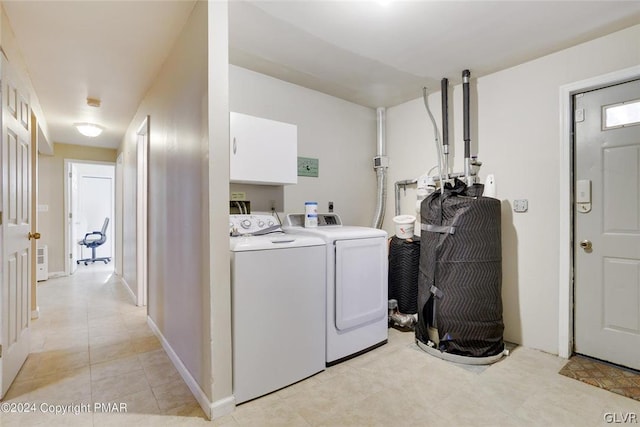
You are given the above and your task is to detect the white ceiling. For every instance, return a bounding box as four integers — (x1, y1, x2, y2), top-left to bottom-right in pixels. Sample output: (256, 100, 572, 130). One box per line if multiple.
(2, 0, 197, 149)
(3, 0, 640, 150)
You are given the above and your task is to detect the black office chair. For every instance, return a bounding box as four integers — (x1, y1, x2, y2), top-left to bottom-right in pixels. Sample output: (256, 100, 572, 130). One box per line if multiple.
(77, 217, 111, 265)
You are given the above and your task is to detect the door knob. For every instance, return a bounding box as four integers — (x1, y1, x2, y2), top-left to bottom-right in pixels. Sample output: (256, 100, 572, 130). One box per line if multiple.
(28, 232, 41, 240)
(579, 240, 592, 251)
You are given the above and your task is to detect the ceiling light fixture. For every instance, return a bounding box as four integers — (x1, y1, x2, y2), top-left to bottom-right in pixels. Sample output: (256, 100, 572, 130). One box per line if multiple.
(74, 122, 104, 137)
(86, 97, 101, 108)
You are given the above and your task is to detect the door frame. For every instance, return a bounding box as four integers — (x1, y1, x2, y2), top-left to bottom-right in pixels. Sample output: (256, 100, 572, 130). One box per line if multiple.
(63, 159, 116, 276)
(115, 153, 124, 276)
(136, 116, 149, 307)
(558, 65, 640, 358)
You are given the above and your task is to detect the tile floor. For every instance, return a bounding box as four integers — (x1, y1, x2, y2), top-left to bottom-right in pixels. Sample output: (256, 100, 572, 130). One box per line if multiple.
(2, 265, 640, 426)
(0, 264, 208, 426)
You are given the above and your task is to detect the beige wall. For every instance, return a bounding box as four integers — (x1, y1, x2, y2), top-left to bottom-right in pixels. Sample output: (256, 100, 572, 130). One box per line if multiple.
(385, 24, 640, 355)
(119, 0, 221, 411)
(0, 4, 52, 154)
(230, 65, 378, 225)
(38, 143, 117, 274)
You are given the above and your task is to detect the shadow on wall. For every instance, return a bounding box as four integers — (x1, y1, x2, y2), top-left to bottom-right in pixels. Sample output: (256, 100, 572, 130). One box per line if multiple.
(501, 199, 522, 344)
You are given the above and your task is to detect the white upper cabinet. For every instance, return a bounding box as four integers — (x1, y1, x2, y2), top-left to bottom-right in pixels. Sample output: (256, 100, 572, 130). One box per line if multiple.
(230, 112, 298, 185)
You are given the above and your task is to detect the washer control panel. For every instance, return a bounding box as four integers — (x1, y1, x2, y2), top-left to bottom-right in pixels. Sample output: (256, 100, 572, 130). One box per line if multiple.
(230, 214, 280, 235)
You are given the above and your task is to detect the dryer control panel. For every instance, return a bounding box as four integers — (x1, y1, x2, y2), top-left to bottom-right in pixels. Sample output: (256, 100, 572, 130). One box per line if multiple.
(285, 213, 343, 227)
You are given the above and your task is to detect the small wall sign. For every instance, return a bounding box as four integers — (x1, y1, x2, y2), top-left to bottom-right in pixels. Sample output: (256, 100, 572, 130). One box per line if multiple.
(297, 157, 319, 177)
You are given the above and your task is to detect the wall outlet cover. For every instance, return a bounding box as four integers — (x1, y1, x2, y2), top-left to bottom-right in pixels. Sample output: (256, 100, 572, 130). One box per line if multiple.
(513, 199, 528, 213)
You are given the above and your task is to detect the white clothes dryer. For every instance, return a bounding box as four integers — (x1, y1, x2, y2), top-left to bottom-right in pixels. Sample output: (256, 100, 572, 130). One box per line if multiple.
(284, 213, 388, 365)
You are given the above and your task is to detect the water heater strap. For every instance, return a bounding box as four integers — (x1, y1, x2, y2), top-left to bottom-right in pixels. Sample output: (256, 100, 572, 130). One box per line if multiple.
(422, 224, 456, 235)
(430, 285, 444, 299)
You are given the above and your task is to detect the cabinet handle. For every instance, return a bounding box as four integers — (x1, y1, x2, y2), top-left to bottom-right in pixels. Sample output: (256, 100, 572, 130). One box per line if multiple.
(233, 137, 237, 154)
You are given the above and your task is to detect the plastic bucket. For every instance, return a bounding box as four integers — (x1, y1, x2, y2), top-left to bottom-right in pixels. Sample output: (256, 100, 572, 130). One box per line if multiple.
(393, 215, 416, 239)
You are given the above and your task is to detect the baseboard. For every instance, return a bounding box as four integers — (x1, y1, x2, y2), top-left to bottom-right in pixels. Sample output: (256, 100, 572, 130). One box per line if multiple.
(121, 277, 136, 304)
(211, 395, 235, 419)
(31, 306, 40, 320)
(47, 271, 66, 279)
(146, 316, 235, 419)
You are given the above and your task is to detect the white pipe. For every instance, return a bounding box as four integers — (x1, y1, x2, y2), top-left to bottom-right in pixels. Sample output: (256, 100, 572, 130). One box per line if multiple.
(372, 107, 388, 229)
(395, 179, 417, 216)
(376, 107, 385, 156)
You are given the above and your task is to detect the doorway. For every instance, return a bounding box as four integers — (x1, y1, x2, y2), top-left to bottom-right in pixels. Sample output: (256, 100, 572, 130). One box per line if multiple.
(573, 78, 640, 370)
(558, 66, 640, 359)
(64, 160, 116, 275)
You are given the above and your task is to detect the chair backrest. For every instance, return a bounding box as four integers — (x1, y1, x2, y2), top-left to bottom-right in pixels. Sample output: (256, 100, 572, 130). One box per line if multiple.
(101, 217, 110, 235)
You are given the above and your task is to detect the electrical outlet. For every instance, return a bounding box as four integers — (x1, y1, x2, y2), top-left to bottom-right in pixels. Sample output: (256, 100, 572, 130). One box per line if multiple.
(328, 201, 334, 212)
(513, 199, 528, 213)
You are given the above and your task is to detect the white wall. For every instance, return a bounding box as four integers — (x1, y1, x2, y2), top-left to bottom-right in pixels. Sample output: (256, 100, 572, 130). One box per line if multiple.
(230, 65, 378, 226)
(385, 24, 640, 354)
(120, 0, 216, 407)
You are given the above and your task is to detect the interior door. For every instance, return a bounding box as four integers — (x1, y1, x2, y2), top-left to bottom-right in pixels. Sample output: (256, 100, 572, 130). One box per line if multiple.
(1, 56, 32, 398)
(574, 78, 640, 369)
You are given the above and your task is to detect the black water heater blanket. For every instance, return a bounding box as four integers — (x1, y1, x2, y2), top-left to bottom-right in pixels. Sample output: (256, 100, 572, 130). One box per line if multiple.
(416, 180, 504, 357)
(388, 236, 420, 314)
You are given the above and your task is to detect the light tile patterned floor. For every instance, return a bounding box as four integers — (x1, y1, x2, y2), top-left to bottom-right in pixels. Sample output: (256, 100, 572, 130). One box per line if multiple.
(2, 264, 640, 426)
(0, 264, 209, 426)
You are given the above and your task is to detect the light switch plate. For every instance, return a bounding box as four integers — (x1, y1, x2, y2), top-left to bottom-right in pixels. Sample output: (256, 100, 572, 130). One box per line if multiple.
(513, 199, 528, 213)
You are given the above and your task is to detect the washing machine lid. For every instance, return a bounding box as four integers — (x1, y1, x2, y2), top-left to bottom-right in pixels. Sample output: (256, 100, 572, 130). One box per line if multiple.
(230, 234, 325, 251)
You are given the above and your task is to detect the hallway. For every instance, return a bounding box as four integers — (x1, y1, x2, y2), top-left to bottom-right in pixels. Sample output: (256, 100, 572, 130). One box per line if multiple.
(0, 264, 209, 426)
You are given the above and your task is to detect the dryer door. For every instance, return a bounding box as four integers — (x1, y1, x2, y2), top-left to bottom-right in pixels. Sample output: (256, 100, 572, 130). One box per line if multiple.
(335, 237, 387, 331)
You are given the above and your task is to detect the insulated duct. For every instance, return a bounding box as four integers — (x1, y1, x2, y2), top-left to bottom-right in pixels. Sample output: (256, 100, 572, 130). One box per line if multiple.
(462, 69, 471, 183)
(372, 107, 388, 229)
(441, 78, 449, 178)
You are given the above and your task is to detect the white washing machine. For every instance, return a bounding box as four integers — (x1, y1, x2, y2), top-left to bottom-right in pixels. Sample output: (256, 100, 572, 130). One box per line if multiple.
(230, 214, 326, 403)
(284, 213, 388, 365)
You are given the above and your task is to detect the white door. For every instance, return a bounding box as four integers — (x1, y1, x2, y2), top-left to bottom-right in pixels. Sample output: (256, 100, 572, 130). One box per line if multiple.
(0, 56, 32, 398)
(574, 78, 640, 369)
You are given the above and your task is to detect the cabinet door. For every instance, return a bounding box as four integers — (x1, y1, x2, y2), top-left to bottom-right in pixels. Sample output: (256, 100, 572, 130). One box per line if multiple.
(230, 112, 297, 185)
